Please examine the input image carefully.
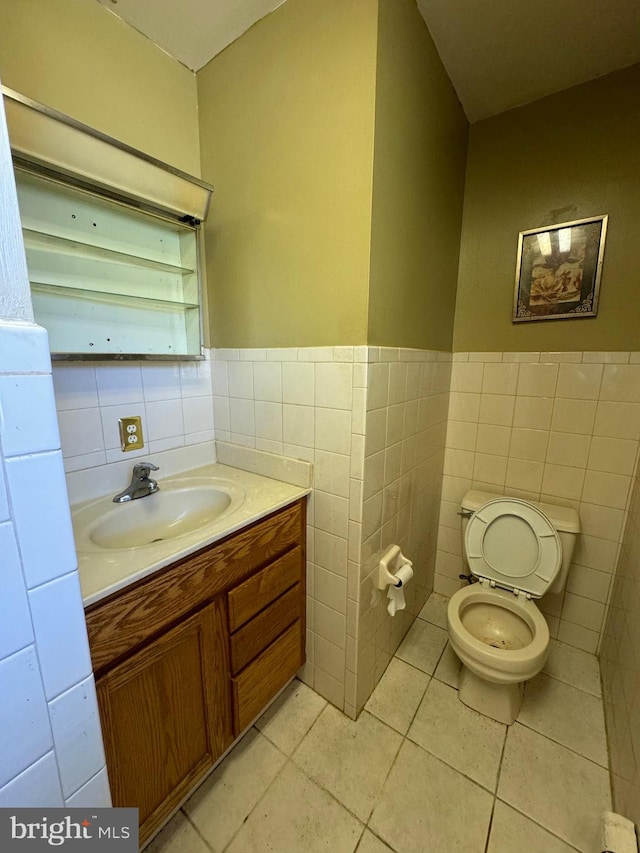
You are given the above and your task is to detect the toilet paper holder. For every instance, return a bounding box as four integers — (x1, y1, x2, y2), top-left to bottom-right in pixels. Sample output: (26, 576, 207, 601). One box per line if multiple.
(378, 545, 413, 589)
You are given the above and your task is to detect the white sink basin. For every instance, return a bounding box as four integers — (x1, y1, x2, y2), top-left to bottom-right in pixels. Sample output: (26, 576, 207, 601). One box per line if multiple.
(75, 478, 245, 550)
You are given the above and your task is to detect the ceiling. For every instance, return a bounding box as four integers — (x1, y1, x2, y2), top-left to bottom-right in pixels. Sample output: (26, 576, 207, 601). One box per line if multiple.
(96, 0, 286, 73)
(96, 0, 640, 122)
(417, 0, 640, 121)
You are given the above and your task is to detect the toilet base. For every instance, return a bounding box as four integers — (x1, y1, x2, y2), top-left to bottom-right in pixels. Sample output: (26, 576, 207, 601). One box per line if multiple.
(458, 665, 524, 725)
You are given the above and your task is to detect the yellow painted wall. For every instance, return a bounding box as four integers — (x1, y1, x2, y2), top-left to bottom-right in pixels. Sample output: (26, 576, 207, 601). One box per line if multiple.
(0, 0, 200, 175)
(367, 0, 468, 350)
(197, 0, 378, 347)
(454, 63, 640, 352)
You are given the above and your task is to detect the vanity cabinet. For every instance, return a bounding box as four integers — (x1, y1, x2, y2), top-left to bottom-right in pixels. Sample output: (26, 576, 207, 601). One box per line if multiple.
(84, 498, 306, 847)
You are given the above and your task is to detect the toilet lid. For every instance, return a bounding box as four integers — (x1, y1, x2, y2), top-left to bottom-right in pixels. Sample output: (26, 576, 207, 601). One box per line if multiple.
(464, 498, 561, 598)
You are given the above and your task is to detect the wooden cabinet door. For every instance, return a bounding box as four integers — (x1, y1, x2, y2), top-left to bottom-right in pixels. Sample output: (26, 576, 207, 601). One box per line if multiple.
(96, 598, 232, 847)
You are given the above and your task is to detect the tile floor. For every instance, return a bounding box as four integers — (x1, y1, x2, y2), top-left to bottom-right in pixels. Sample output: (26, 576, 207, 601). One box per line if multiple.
(147, 593, 611, 853)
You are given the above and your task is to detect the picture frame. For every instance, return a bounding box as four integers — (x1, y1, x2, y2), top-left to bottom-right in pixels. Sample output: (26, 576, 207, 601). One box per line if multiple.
(513, 215, 608, 322)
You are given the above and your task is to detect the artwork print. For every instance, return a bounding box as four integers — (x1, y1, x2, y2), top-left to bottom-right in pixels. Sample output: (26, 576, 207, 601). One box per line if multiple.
(513, 215, 607, 322)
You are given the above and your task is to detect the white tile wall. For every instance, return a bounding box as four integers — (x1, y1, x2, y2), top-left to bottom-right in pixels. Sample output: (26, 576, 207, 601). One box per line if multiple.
(212, 347, 365, 711)
(65, 768, 112, 808)
(0, 647, 54, 788)
(435, 351, 640, 654)
(49, 677, 106, 799)
(53, 351, 214, 486)
(29, 573, 93, 700)
(0, 753, 64, 808)
(212, 346, 450, 717)
(353, 350, 451, 714)
(53, 354, 216, 505)
(0, 522, 34, 659)
(5, 452, 77, 588)
(600, 453, 640, 824)
(0, 319, 110, 808)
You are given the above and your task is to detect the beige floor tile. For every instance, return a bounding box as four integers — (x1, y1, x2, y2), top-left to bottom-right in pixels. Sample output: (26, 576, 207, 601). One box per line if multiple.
(543, 639, 602, 697)
(408, 679, 506, 791)
(183, 728, 286, 851)
(518, 673, 608, 767)
(417, 592, 449, 629)
(433, 641, 461, 688)
(145, 813, 209, 853)
(226, 762, 363, 853)
(370, 739, 493, 853)
(293, 705, 402, 821)
(365, 658, 430, 734)
(255, 678, 327, 755)
(395, 619, 447, 674)
(498, 723, 611, 853)
(356, 829, 394, 853)
(487, 801, 579, 853)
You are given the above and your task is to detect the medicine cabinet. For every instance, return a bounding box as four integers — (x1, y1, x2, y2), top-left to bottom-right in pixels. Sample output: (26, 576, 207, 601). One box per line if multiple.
(3, 88, 214, 359)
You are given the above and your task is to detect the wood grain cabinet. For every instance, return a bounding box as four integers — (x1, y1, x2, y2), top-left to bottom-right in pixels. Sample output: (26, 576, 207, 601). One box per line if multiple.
(85, 498, 306, 848)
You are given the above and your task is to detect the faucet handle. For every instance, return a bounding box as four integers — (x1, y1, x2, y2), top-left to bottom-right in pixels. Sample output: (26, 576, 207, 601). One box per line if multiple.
(133, 462, 159, 479)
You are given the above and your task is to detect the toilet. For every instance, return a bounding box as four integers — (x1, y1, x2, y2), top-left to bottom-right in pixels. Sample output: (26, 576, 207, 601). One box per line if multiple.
(447, 490, 580, 725)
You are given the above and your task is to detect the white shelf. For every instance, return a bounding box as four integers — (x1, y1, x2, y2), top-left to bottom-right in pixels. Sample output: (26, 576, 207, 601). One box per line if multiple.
(23, 228, 196, 275)
(30, 281, 200, 311)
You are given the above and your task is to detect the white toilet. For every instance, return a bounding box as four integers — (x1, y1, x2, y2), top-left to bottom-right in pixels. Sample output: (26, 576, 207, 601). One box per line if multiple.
(447, 490, 580, 725)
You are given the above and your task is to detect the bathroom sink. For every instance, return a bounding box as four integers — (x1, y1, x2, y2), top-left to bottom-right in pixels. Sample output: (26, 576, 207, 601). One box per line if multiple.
(78, 479, 245, 550)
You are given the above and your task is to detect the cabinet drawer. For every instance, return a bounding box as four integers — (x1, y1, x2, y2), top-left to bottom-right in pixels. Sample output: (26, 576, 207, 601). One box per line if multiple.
(228, 546, 302, 632)
(232, 619, 303, 733)
(230, 584, 301, 674)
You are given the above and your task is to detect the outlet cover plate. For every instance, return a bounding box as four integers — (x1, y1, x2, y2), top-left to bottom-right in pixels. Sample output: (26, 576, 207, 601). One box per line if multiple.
(119, 416, 144, 452)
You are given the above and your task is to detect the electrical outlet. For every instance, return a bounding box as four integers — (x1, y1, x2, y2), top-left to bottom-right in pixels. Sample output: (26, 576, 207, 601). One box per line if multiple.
(118, 416, 144, 452)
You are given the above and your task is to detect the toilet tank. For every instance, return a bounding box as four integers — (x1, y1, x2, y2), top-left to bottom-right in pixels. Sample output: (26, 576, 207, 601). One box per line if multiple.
(460, 490, 581, 594)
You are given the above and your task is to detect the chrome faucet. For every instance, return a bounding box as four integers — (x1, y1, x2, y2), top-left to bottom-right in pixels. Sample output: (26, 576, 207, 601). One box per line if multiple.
(113, 463, 160, 503)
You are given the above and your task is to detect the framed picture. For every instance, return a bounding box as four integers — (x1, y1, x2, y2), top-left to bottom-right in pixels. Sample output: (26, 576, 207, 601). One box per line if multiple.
(513, 215, 608, 322)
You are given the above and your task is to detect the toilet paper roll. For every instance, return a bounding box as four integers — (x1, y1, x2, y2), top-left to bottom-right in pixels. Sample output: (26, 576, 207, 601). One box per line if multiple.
(386, 564, 414, 617)
(601, 811, 637, 853)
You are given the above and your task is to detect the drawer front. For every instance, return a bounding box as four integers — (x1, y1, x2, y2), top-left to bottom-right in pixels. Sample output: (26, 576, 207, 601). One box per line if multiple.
(228, 546, 302, 632)
(86, 499, 304, 673)
(232, 619, 303, 733)
(230, 584, 301, 674)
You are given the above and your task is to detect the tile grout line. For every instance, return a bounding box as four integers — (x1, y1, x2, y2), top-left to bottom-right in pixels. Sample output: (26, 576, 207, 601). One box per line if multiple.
(180, 807, 216, 853)
(403, 719, 505, 799)
(359, 708, 408, 848)
(178, 705, 310, 853)
(598, 656, 617, 812)
(486, 719, 510, 853)
(280, 703, 396, 834)
(207, 723, 306, 853)
(537, 666, 603, 699)
(216, 748, 293, 853)
(482, 799, 497, 853)
(493, 795, 584, 853)
(352, 823, 368, 852)
(513, 717, 609, 771)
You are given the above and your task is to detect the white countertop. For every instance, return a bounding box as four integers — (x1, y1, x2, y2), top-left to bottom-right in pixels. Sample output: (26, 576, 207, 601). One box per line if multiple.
(72, 462, 310, 607)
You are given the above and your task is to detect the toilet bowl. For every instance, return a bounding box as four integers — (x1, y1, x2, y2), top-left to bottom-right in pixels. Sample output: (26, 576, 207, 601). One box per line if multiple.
(446, 491, 580, 725)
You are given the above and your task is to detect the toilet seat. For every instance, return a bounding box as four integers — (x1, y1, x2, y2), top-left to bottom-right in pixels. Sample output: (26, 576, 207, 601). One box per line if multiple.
(447, 585, 550, 681)
(465, 498, 561, 599)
